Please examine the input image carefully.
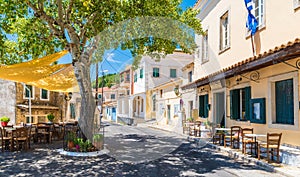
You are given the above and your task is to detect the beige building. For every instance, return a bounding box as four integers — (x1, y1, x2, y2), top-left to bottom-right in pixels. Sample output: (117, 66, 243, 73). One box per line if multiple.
(181, 0, 300, 153)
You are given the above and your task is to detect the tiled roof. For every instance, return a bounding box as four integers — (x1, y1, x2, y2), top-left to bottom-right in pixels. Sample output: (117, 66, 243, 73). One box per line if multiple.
(182, 38, 300, 90)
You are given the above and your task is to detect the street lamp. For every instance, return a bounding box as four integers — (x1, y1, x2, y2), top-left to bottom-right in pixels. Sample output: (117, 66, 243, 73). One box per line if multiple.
(100, 69, 108, 124)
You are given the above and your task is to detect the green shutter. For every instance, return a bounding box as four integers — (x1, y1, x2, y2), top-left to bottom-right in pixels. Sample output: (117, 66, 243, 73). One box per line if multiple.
(204, 94, 209, 118)
(230, 89, 240, 119)
(244, 87, 251, 120)
(140, 68, 143, 78)
(199, 96, 204, 117)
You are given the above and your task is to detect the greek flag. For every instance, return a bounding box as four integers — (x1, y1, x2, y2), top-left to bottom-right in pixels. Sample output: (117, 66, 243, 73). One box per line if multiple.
(244, 0, 258, 35)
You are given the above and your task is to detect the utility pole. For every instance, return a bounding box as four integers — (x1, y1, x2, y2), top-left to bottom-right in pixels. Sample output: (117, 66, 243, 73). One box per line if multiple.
(95, 63, 99, 106)
(101, 69, 104, 124)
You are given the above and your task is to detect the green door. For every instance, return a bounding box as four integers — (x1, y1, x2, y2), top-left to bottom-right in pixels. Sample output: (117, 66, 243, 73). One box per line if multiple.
(275, 79, 294, 125)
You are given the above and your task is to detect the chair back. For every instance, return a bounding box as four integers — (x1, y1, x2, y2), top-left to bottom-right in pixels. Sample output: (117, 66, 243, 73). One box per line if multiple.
(241, 128, 254, 140)
(230, 126, 241, 137)
(14, 127, 28, 138)
(267, 133, 282, 148)
(0, 127, 6, 140)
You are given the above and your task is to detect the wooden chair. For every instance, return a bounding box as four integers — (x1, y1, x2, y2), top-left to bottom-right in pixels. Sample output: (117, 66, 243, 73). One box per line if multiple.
(258, 133, 282, 163)
(13, 127, 29, 151)
(224, 126, 241, 149)
(37, 125, 52, 143)
(182, 120, 189, 135)
(0, 127, 11, 152)
(241, 128, 256, 154)
(212, 124, 223, 145)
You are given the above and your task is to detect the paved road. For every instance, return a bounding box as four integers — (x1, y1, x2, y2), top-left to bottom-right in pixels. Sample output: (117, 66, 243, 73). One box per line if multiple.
(0, 122, 285, 177)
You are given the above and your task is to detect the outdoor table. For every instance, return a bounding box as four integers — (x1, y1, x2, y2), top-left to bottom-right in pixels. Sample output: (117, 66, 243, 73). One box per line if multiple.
(244, 133, 267, 157)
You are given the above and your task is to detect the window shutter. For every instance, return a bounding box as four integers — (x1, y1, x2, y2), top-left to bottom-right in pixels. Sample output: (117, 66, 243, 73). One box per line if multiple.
(230, 89, 240, 119)
(199, 96, 204, 117)
(244, 87, 251, 120)
(204, 94, 209, 118)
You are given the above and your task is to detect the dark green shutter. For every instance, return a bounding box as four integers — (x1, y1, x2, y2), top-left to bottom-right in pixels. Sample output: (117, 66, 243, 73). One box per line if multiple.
(244, 87, 251, 120)
(204, 94, 209, 118)
(140, 68, 143, 78)
(275, 79, 294, 125)
(199, 96, 204, 117)
(230, 89, 240, 119)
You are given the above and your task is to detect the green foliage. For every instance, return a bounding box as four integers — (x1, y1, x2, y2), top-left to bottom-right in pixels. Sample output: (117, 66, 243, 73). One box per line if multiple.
(66, 131, 76, 142)
(0, 0, 202, 65)
(47, 113, 55, 122)
(0, 116, 10, 122)
(93, 134, 104, 140)
(92, 73, 119, 88)
(186, 117, 194, 122)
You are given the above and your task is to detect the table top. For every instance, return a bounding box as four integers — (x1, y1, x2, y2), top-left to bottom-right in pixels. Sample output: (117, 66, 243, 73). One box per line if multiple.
(215, 128, 231, 131)
(244, 133, 267, 137)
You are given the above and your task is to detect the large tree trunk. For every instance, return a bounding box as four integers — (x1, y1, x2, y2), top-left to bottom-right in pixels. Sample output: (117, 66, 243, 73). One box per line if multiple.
(73, 55, 96, 141)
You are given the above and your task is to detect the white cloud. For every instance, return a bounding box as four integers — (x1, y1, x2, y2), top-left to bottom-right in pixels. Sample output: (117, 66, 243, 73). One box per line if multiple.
(106, 53, 121, 63)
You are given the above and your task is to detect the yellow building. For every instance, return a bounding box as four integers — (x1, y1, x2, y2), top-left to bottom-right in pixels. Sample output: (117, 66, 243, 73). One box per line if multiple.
(181, 0, 300, 150)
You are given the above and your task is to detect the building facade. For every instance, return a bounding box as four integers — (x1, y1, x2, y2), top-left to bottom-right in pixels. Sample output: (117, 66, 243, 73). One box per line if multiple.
(181, 0, 300, 148)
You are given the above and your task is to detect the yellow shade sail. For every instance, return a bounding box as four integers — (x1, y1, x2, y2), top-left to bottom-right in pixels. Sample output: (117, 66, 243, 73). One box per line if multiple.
(0, 50, 79, 92)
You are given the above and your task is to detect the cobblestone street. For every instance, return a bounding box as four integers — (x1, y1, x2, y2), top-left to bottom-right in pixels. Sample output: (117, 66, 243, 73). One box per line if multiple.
(0, 123, 286, 177)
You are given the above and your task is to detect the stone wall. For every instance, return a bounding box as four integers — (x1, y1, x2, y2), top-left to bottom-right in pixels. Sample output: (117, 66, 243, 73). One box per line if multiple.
(0, 79, 16, 124)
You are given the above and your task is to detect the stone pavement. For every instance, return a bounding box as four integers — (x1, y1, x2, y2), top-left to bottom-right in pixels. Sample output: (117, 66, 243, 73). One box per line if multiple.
(146, 122, 300, 177)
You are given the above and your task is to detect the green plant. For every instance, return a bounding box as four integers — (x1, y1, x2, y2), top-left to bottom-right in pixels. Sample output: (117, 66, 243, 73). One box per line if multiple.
(0, 116, 10, 122)
(186, 117, 194, 122)
(47, 113, 55, 122)
(93, 134, 104, 141)
(66, 132, 76, 142)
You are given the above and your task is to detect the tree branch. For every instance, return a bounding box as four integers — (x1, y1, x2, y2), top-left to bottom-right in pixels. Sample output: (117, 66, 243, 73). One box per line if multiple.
(66, 0, 74, 23)
(57, 0, 64, 24)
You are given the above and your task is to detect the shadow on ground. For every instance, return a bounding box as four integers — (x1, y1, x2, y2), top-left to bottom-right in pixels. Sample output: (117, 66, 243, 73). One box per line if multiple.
(0, 140, 276, 177)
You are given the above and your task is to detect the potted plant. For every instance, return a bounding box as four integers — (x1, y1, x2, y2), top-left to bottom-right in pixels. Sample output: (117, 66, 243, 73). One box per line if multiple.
(0, 116, 10, 127)
(93, 134, 104, 150)
(186, 117, 194, 122)
(47, 113, 55, 123)
(66, 131, 76, 149)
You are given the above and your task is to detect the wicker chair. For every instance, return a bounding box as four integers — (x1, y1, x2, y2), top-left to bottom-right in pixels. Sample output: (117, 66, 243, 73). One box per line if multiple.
(241, 128, 256, 154)
(258, 133, 282, 163)
(224, 126, 241, 149)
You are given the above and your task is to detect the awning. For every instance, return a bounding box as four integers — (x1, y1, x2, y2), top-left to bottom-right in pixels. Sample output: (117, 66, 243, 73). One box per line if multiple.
(0, 50, 79, 92)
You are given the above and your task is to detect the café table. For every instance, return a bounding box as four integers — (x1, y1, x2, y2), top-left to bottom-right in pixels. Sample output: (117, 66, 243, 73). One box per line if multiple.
(214, 128, 231, 145)
(244, 133, 267, 157)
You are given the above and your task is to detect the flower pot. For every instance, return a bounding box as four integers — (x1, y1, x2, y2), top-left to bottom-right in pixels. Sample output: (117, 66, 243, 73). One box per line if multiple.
(1, 122, 8, 127)
(67, 141, 75, 149)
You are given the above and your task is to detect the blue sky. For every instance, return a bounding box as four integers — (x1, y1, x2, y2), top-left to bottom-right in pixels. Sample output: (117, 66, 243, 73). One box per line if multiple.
(59, 0, 198, 76)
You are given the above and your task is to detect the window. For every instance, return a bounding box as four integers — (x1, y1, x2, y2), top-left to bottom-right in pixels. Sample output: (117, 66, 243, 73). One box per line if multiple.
(127, 90, 130, 95)
(199, 94, 209, 118)
(268, 72, 298, 129)
(160, 89, 163, 98)
(134, 73, 137, 82)
(152, 95, 156, 111)
(24, 85, 33, 99)
(275, 79, 294, 124)
(140, 68, 143, 78)
(294, 0, 300, 9)
(26, 116, 34, 123)
(70, 103, 76, 119)
(40, 89, 49, 100)
(111, 94, 116, 99)
(98, 94, 102, 99)
(153, 68, 159, 77)
(220, 11, 229, 51)
(188, 71, 193, 82)
(253, 0, 265, 27)
(126, 73, 130, 81)
(174, 104, 180, 116)
(230, 87, 251, 121)
(202, 31, 209, 63)
(170, 69, 177, 78)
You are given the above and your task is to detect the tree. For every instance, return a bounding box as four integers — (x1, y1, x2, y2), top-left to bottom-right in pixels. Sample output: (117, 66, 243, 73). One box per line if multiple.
(0, 0, 202, 140)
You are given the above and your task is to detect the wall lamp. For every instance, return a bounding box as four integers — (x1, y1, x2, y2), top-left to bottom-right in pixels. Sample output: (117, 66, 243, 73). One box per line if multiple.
(64, 92, 73, 101)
